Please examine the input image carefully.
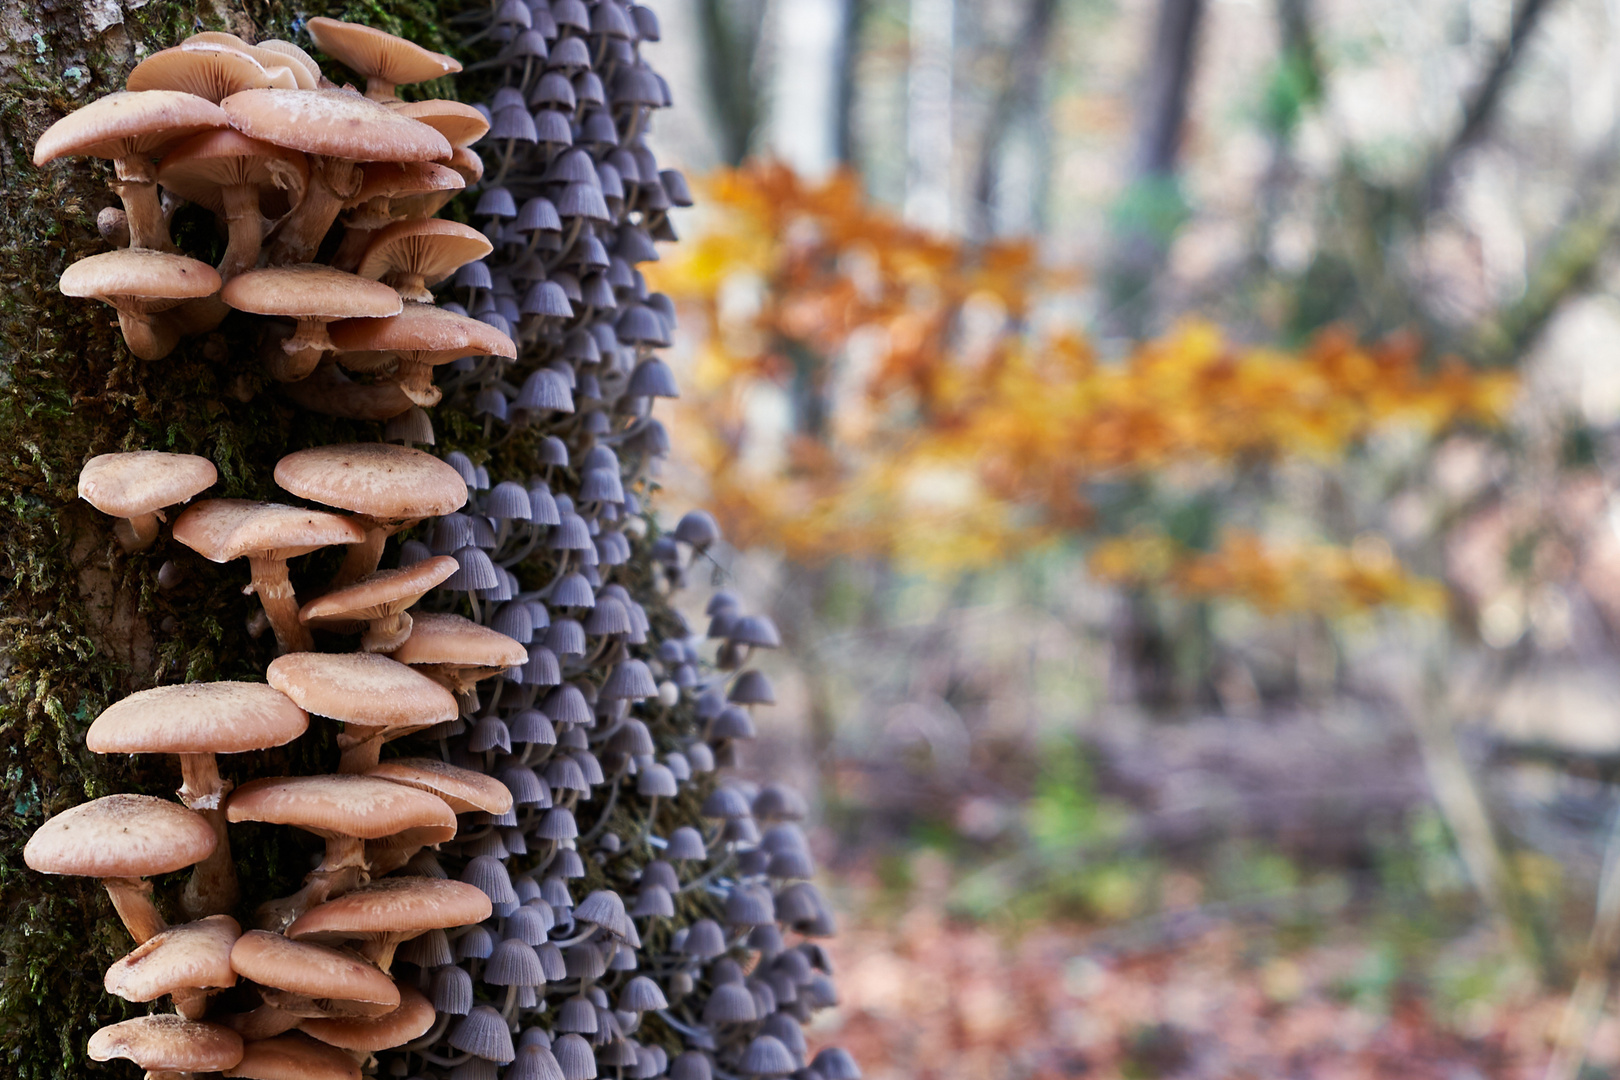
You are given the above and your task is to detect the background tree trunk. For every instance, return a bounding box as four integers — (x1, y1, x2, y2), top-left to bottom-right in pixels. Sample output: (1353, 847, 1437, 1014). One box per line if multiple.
(0, 1, 459, 1072)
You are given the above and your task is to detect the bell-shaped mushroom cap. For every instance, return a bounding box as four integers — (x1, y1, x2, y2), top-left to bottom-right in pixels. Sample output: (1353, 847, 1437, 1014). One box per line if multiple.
(224, 1031, 361, 1080)
(356, 218, 493, 289)
(392, 99, 490, 147)
(230, 930, 400, 1006)
(274, 443, 467, 522)
(328, 302, 516, 360)
(127, 42, 274, 102)
(226, 773, 456, 842)
(223, 265, 402, 320)
(740, 1035, 798, 1076)
(389, 612, 527, 669)
(88, 682, 308, 756)
(266, 652, 458, 729)
(105, 914, 240, 1002)
(78, 451, 216, 519)
(299, 983, 436, 1051)
(34, 90, 228, 165)
(288, 878, 492, 943)
(24, 793, 216, 878)
(300, 556, 458, 625)
(61, 249, 222, 309)
(173, 499, 367, 562)
(809, 1047, 862, 1080)
(157, 130, 309, 213)
(87, 1015, 243, 1072)
(305, 18, 462, 90)
(367, 757, 514, 815)
(221, 88, 451, 162)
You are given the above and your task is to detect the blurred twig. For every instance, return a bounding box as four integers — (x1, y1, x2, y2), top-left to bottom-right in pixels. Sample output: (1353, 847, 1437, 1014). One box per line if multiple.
(967, 0, 1059, 241)
(1544, 806, 1620, 1080)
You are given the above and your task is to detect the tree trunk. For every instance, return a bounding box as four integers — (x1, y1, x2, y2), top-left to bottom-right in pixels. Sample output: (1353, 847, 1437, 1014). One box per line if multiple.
(0, 2, 460, 1073)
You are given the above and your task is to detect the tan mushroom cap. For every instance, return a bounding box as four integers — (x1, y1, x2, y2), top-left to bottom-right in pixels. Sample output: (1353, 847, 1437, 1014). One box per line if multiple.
(266, 651, 458, 729)
(391, 612, 528, 670)
(226, 1031, 362, 1080)
(446, 145, 484, 187)
(105, 914, 240, 1003)
(78, 451, 216, 518)
(172, 499, 367, 562)
(221, 88, 452, 162)
(367, 757, 514, 815)
(24, 793, 216, 879)
(306, 17, 462, 91)
(251, 39, 324, 88)
(222, 265, 403, 321)
(287, 877, 492, 943)
(33, 89, 228, 166)
(299, 556, 458, 624)
(282, 363, 415, 420)
(299, 983, 435, 1051)
(60, 248, 222, 309)
(328, 301, 516, 363)
(356, 218, 492, 291)
(184, 32, 321, 90)
(88, 681, 308, 756)
(88, 1014, 244, 1071)
(390, 99, 490, 147)
(353, 160, 465, 204)
(126, 42, 274, 102)
(274, 443, 468, 522)
(226, 773, 456, 842)
(157, 129, 308, 214)
(230, 930, 400, 1006)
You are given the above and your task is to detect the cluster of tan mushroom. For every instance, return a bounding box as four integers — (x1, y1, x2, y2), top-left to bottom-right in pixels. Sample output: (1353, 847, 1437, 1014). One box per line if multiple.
(28, 19, 546, 1080)
(39, 15, 508, 415)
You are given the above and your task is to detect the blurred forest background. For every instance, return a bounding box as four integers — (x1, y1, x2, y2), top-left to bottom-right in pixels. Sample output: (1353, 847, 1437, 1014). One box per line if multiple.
(638, 0, 1620, 1075)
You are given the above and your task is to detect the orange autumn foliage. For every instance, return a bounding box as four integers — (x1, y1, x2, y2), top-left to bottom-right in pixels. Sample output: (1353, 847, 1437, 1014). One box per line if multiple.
(653, 161, 1517, 612)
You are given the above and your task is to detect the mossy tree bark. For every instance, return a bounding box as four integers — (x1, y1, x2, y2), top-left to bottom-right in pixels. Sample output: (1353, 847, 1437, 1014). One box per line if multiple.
(0, 1, 461, 1073)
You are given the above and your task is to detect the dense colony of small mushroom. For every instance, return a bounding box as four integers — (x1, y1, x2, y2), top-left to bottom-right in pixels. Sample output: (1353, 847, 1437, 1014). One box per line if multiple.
(29, 11, 856, 1080)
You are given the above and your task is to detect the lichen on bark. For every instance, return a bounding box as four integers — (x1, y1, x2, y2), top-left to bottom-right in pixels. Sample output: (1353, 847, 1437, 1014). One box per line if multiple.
(0, 0, 461, 1072)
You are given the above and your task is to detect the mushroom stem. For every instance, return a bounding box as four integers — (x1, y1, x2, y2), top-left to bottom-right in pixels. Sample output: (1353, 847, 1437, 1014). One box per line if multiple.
(177, 753, 240, 920)
(266, 318, 336, 382)
(331, 521, 399, 589)
(394, 359, 442, 406)
(248, 554, 314, 653)
(225, 1003, 303, 1040)
(102, 876, 167, 945)
(364, 77, 398, 102)
(336, 726, 387, 775)
(330, 220, 381, 273)
(114, 512, 162, 552)
(357, 935, 402, 974)
(172, 987, 212, 1021)
(381, 271, 432, 304)
(362, 610, 413, 653)
(114, 308, 182, 361)
(110, 158, 173, 251)
(218, 183, 266, 282)
(268, 156, 360, 265)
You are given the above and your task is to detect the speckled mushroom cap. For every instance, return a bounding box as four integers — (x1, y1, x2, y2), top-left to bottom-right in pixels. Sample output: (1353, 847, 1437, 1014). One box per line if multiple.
(221, 265, 403, 321)
(24, 793, 216, 878)
(225, 1031, 363, 1080)
(299, 983, 436, 1051)
(266, 651, 458, 729)
(389, 100, 490, 147)
(60, 249, 222, 309)
(88, 1014, 244, 1072)
(299, 557, 459, 625)
(156, 130, 309, 214)
(88, 682, 308, 756)
(287, 878, 492, 944)
(230, 930, 401, 1006)
(366, 757, 514, 815)
(356, 219, 492, 289)
(77, 451, 216, 519)
(389, 612, 528, 670)
(328, 302, 516, 361)
(126, 42, 275, 102)
(172, 499, 367, 562)
(274, 443, 467, 522)
(220, 88, 452, 162)
(33, 89, 228, 166)
(226, 773, 457, 842)
(104, 914, 241, 1003)
(305, 18, 462, 92)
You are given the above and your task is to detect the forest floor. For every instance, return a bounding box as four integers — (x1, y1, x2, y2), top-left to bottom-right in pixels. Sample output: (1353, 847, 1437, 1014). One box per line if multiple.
(805, 875, 1596, 1080)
